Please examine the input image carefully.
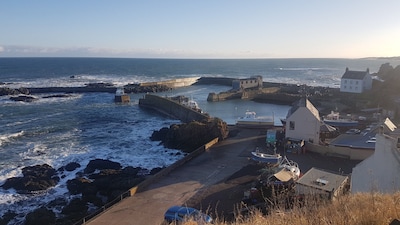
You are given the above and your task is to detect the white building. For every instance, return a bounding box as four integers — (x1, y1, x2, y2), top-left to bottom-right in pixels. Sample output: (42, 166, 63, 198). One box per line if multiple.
(340, 68, 372, 93)
(351, 123, 400, 193)
(232, 76, 263, 90)
(285, 98, 321, 144)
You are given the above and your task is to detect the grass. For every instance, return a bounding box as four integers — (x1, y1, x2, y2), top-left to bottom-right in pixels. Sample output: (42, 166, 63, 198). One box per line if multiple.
(181, 192, 400, 225)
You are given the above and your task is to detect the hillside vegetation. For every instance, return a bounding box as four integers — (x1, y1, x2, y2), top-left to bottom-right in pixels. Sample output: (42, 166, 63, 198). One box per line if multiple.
(183, 192, 400, 225)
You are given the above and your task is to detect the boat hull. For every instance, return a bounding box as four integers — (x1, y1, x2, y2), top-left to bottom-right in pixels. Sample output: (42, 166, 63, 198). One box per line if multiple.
(323, 120, 358, 127)
(251, 152, 282, 165)
(236, 121, 274, 129)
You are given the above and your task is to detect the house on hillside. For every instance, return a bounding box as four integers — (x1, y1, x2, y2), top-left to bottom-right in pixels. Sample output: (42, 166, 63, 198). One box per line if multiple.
(285, 98, 321, 144)
(351, 125, 400, 193)
(295, 167, 350, 200)
(232, 75, 263, 90)
(340, 68, 372, 93)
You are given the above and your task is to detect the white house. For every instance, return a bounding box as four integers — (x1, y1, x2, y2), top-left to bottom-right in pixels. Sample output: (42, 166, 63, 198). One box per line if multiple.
(351, 124, 400, 193)
(285, 98, 321, 144)
(340, 68, 372, 93)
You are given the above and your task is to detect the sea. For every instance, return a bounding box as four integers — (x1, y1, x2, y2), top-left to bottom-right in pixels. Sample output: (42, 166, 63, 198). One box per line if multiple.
(1, 57, 399, 223)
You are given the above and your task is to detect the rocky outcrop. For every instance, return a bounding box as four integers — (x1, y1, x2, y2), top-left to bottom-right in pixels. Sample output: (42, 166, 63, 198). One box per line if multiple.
(151, 117, 229, 152)
(0, 87, 29, 96)
(24, 207, 56, 225)
(83, 158, 122, 173)
(9, 95, 38, 102)
(1, 164, 59, 193)
(123, 83, 171, 93)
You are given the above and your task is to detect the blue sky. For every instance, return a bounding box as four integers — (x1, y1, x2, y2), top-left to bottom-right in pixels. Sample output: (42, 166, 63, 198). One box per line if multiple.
(1, 0, 399, 58)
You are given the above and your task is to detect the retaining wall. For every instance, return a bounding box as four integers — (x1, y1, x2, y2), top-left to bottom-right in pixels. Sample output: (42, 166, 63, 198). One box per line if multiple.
(139, 94, 209, 123)
(306, 142, 374, 160)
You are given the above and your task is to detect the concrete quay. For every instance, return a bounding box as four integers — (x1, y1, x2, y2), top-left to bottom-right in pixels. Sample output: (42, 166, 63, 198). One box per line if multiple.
(86, 128, 265, 225)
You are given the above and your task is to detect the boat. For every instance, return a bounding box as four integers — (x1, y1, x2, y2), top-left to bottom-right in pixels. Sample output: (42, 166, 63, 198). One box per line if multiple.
(323, 111, 358, 127)
(114, 88, 130, 103)
(183, 99, 202, 112)
(236, 111, 274, 128)
(251, 151, 282, 165)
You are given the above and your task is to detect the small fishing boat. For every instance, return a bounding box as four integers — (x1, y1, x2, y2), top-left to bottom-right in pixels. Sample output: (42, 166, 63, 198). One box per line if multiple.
(236, 111, 274, 128)
(183, 99, 202, 113)
(114, 88, 130, 103)
(323, 111, 358, 127)
(251, 151, 282, 165)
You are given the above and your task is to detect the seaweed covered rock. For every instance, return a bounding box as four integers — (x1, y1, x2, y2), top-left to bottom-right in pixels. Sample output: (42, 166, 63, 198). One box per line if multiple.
(1, 164, 59, 193)
(24, 207, 56, 225)
(151, 117, 229, 152)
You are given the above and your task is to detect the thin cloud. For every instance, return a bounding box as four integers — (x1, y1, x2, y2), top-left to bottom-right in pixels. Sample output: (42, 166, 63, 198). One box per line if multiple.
(0, 45, 278, 58)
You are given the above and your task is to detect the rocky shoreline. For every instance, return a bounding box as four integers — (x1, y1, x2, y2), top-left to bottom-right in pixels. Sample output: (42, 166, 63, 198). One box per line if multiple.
(0, 159, 167, 225)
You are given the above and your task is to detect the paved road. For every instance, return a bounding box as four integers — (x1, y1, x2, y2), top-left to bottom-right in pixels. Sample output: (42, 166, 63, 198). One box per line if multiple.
(87, 128, 264, 225)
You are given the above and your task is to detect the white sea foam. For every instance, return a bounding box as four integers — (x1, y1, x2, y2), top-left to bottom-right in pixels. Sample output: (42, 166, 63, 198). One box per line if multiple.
(0, 131, 25, 146)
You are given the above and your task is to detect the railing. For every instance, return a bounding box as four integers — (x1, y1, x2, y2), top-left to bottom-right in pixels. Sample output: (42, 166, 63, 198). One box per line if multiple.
(74, 137, 219, 224)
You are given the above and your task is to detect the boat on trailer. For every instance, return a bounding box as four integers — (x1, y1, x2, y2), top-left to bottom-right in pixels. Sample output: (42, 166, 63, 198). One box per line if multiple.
(251, 151, 282, 165)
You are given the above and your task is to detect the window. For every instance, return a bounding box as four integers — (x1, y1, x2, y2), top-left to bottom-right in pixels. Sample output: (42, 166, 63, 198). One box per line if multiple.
(289, 121, 295, 130)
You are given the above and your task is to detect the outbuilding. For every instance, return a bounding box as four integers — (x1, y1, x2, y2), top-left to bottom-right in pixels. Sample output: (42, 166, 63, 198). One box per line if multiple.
(295, 167, 349, 200)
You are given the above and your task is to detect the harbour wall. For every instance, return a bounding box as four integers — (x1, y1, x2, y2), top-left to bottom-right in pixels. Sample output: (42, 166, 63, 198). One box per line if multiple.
(79, 137, 219, 224)
(26, 77, 200, 94)
(138, 94, 209, 123)
(140, 77, 200, 88)
(29, 87, 117, 94)
(306, 142, 374, 160)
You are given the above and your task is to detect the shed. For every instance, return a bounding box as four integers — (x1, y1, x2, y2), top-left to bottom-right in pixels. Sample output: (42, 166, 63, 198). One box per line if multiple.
(295, 167, 349, 200)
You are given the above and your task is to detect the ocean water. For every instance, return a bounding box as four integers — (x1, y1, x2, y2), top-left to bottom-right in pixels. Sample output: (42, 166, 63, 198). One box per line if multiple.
(0, 57, 399, 222)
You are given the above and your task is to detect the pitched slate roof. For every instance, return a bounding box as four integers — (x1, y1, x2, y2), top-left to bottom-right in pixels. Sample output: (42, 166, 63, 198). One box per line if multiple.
(286, 98, 320, 120)
(342, 68, 369, 80)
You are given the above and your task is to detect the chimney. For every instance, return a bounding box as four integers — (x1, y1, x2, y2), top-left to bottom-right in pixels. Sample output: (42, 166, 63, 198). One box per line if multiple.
(366, 68, 370, 73)
(345, 67, 349, 72)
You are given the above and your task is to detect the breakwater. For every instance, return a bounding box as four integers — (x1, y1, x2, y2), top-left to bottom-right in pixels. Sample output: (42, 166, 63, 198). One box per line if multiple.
(138, 94, 209, 123)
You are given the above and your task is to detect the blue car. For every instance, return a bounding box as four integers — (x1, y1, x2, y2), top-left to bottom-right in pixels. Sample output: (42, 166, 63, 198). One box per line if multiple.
(164, 206, 213, 224)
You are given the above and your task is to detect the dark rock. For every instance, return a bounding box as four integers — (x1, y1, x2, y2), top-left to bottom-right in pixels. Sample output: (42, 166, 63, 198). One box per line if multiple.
(150, 127, 169, 141)
(0, 87, 29, 96)
(64, 162, 81, 172)
(122, 166, 140, 176)
(9, 95, 37, 102)
(42, 94, 73, 99)
(61, 198, 88, 218)
(150, 167, 164, 175)
(24, 207, 56, 225)
(123, 84, 171, 93)
(85, 82, 114, 88)
(0, 211, 17, 225)
(152, 117, 229, 152)
(1, 164, 59, 192)
(84, 159, 122, 174)
(67, 177, 94, 195)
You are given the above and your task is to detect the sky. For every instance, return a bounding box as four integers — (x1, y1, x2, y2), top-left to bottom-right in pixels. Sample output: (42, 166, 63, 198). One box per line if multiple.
(0, 0, 399, 58)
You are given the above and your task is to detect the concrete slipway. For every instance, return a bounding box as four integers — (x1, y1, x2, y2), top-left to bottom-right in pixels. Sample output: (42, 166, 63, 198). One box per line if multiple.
(86, 128, 264, 225)
(86, 126, 360, 225)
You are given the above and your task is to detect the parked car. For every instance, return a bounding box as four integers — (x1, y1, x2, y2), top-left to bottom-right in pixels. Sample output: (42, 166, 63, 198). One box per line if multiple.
(345, 128, 361, 134)
(164, 206, 213, 224)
